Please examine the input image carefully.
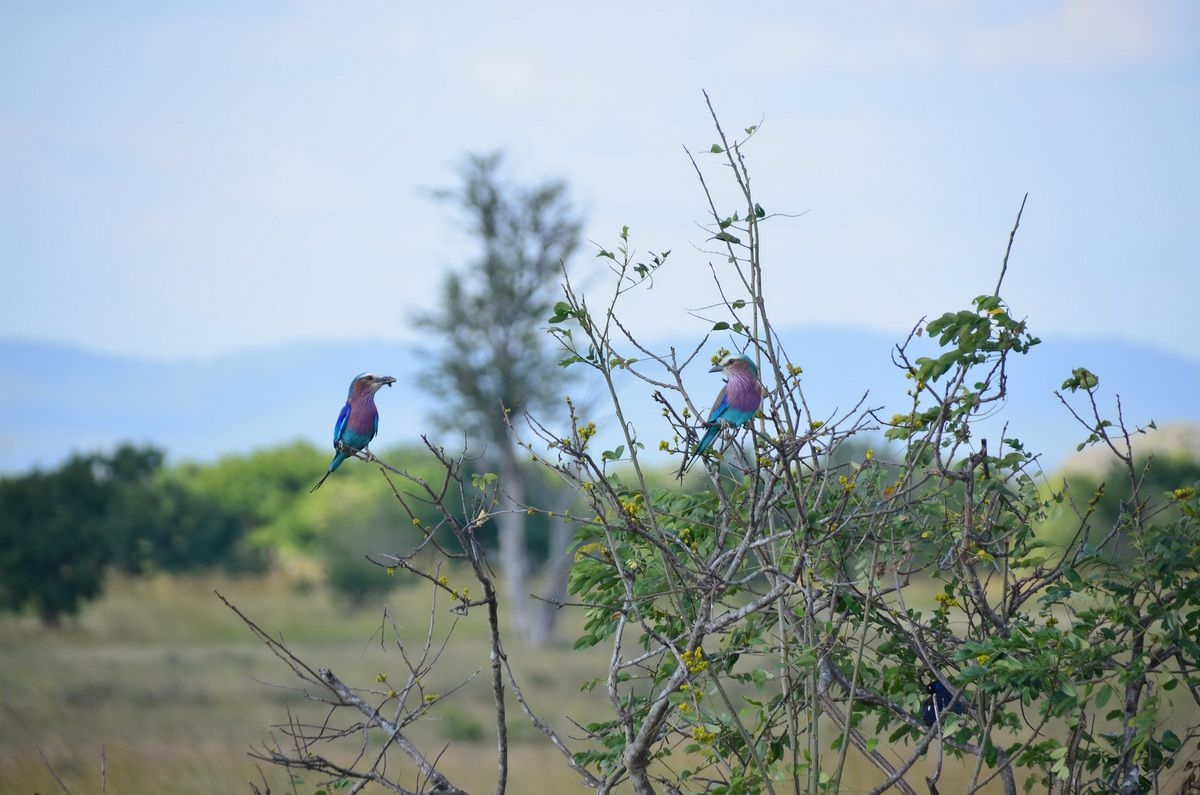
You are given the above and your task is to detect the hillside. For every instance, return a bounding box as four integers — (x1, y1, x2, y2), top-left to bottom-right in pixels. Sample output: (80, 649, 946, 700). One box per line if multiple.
(1, 329, 1196, 475)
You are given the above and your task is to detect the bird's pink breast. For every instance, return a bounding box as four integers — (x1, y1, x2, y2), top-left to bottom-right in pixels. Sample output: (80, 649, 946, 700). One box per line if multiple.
(344, 394, 379, 435)
(726, 370, 762, 412)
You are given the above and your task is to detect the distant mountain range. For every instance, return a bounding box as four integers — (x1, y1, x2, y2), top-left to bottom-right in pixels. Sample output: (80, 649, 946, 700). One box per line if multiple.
(1, 329, 1196, 476)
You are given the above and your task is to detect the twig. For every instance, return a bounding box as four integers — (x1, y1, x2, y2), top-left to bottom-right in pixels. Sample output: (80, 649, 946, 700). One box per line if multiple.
(994, 193, 1028, 297)
(36, 745, 75, 795)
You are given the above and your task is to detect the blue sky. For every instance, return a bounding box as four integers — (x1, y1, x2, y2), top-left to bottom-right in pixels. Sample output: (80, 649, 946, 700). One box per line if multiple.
(2, 2, 1198, 363)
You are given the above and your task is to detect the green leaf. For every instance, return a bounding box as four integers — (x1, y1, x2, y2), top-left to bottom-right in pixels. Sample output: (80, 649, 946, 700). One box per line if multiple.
(1062, 367, 1100, 392)
(710, 143, 724, 153)
(470, 472, 498, 489)
(601, 446, 625, 462)
(548, 303, 577, 325)
(712, 231, 742, 244)
(975, 294, 1001, 312)
(1058, 680, 1078, 702)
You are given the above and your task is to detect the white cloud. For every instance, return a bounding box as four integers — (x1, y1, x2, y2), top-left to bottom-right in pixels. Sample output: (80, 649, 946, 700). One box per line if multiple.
(970, 0, 1167, 68)
(466, 51, 541, 102)
(738, 23, 945, 74)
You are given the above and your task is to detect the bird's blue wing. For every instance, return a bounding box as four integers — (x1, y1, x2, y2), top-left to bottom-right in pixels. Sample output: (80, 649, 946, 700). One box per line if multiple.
(332, 403, 352, 447)
(922, 681, 964, 726)
(693, 387, 731, 454)
(708, 385, 759, 428)
(707, 386, 730, 424)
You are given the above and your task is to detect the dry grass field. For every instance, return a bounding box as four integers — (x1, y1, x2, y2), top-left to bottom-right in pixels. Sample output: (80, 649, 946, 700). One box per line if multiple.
(5, 573, 1193, 794)
(0, 573, 611, 794)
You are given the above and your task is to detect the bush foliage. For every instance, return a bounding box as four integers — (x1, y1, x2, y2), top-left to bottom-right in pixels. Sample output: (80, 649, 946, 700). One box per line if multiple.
(227, 105, 1200, 795)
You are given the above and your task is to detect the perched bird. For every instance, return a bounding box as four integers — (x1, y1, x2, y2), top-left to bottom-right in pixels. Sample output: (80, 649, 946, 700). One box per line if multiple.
(310, 372, 396, 492)
(679, 354, 764, 477)
(695, 353, 763, 455)
(921, 679, 965, 726)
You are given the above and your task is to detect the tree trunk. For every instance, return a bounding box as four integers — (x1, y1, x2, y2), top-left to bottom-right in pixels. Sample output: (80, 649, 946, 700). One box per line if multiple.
(530, 500, 573, 644)
(496, 440, 532, 642)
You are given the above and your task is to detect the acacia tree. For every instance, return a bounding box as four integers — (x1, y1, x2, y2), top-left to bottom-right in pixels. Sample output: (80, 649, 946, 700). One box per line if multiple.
(234, 101, 1200, 794)
(0, 445, 163, 624)
(417, 153, 584, 644)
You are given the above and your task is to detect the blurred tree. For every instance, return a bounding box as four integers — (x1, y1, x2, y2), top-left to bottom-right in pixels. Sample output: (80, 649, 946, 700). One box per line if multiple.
(104, 475, 259, 575)
(418, 153, 583, 644)
(1042, 450, 1200, 556)
(321, 519, 402, 608)
(0, 445, 159, 624)
(179, 441, 324, 534)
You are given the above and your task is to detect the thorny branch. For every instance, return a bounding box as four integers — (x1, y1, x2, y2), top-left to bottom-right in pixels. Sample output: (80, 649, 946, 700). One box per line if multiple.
(236, 101, 1199, 795)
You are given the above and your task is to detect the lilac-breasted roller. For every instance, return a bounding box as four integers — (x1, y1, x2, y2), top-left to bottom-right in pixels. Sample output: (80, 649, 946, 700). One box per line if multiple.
(310, 372, 396, 493)
(694, 354, 763, 455)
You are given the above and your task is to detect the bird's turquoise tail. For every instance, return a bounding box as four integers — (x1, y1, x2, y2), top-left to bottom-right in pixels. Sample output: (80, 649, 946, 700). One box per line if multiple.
(677, 423, 722, 479)
(310, 450, 347, 493)
(695, 424, 721, 455)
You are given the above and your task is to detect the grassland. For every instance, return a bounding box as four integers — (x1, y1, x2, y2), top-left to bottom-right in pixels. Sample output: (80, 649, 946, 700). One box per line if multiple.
(6, 573, 1193, 794)
(0, 572, 612, 795)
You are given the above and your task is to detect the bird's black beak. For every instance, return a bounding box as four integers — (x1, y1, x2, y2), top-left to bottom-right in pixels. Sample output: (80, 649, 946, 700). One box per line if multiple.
(378, 375, 397, 387)
(708, 363, 723, 373)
